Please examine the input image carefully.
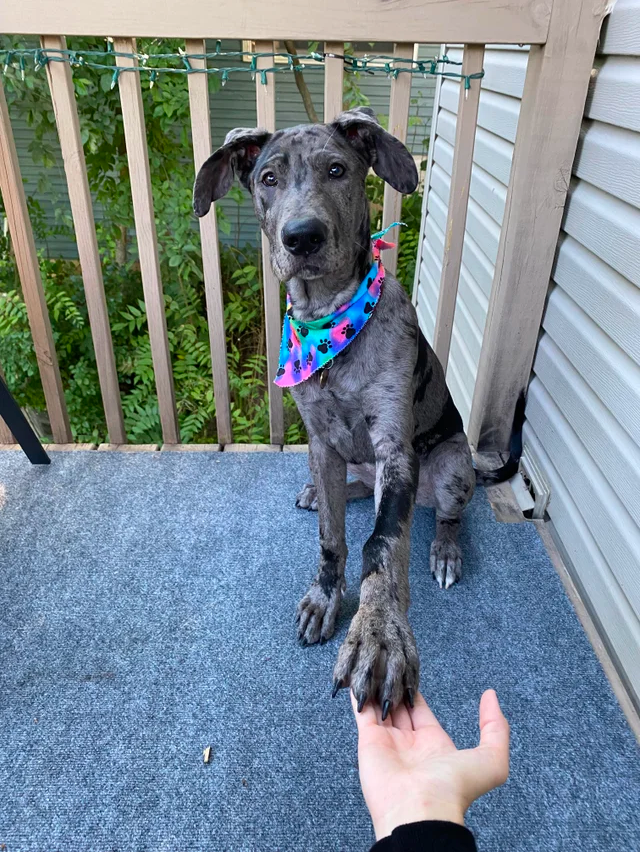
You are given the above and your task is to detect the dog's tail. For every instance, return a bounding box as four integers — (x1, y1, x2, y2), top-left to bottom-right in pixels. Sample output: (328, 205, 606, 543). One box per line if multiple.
(474, 391, 526, 487)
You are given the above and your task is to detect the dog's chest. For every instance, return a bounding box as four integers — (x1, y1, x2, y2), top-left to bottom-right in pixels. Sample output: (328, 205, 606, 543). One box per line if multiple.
(292, 371, 374, 464)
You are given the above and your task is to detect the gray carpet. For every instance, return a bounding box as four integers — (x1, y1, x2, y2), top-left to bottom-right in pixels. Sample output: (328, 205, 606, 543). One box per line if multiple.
(0, 449, 639, 852)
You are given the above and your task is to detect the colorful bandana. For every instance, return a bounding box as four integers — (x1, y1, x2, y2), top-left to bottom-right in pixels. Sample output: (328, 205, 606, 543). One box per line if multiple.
(274, 232, 399, 388)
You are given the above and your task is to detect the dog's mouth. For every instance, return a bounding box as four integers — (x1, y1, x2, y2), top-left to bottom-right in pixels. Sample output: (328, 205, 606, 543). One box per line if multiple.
(277, 251, 328, 282)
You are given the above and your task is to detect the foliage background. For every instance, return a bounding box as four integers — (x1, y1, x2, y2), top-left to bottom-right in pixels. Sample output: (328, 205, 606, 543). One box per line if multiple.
(0, 38, 427, 444)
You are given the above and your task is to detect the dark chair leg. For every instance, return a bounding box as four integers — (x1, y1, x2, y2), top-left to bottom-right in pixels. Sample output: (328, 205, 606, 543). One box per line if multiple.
(0, 376, 50, 465)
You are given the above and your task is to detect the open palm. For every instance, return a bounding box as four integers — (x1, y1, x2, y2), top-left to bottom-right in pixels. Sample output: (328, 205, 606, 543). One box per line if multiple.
(351, 689, 510, 841)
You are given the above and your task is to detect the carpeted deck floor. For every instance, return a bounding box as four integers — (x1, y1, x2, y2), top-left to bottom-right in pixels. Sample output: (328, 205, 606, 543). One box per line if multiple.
(0, 449, 639, 852)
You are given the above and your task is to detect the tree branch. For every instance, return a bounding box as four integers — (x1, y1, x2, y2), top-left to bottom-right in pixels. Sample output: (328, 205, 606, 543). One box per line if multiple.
(284, 41, 320, 123)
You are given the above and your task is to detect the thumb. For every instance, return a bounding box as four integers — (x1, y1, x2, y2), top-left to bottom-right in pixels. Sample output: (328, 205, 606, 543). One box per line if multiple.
(477, 689, 510, 787)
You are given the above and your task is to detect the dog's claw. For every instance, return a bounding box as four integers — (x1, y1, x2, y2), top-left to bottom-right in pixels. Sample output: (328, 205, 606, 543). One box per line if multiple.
(331, 678, 342, 698)
(382, 700, 391, 721)
(357, 693, 366, 713)
(406, 687, 415, 708)
(430, 539, 463, 589)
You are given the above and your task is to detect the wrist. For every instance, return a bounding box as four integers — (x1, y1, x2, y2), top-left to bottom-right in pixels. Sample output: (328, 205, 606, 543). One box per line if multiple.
(372, 798, 466, 841)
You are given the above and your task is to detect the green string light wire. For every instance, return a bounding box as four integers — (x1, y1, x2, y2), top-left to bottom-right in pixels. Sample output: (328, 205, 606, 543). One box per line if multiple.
(0, 45, 484, 89)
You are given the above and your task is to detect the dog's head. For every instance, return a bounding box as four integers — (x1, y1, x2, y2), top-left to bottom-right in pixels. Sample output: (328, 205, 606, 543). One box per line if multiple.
(193, 107, 418, 283)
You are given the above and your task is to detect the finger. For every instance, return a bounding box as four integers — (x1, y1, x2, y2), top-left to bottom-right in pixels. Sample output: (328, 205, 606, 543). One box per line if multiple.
(390, 701, 413, 731)
(479, 689, 510, 750)
(407, 691, 443, 730)
(477, 689, 510, 784)
(350, 689, 378, 729)
(371, 702, 394, 727)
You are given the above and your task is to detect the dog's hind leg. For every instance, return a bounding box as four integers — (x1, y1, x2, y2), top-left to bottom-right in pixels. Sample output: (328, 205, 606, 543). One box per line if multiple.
(296, 476, 374, 511)
(423, 432, 475, 589)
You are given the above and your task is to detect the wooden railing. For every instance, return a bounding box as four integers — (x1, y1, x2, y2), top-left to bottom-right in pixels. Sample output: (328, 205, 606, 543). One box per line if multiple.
(0, 0, 608, 450)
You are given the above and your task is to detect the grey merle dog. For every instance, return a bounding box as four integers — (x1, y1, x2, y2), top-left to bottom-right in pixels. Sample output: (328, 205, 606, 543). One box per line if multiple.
(194, 107, 523, 716)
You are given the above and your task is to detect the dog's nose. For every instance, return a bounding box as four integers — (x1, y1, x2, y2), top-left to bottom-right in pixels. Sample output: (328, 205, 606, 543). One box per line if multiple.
(281, 218, 328, 257)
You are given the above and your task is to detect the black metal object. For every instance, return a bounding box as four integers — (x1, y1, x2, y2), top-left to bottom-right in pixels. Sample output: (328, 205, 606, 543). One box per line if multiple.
(0, 376, 50, 464)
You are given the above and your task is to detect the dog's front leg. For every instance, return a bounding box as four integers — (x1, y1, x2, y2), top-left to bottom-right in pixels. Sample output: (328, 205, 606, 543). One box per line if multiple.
(296, 437, 347, 645)
(333, 437, 420, 714)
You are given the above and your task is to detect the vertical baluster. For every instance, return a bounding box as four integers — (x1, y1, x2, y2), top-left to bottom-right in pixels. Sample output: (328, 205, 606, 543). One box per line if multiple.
(255, 40, 284, 446)
(43, 34, 126, 443)
(432, 44, 484, 371)
(323, 41, 344, 122)
(113, 37, 180, 444)
(0, 76, 72, 443)
(381, 43, 414, 277)
(186, 38, 233, 445)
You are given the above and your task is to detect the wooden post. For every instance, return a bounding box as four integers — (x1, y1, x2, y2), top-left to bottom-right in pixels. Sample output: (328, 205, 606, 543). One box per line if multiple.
(186, 39, 233, 445)
(114, 37, 180, 445)
(467, 0, 609, 450)
(432, 44, 484, 369)
(381, 43, 414, 277)
(0, 77, 72, 443)
(255, 40, 284, 446)
(323, 42, 344, 122)
(42, 35, 126, 444)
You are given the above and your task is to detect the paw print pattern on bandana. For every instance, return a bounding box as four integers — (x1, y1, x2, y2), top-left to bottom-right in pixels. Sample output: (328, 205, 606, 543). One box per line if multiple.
(274, 236, 390, 388)
(342, 323, 356, 339)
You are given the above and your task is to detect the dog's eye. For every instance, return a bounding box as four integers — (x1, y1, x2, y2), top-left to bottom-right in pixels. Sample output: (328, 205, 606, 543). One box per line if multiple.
(262, 172, 278, 187)
(328, 163, 345, 178)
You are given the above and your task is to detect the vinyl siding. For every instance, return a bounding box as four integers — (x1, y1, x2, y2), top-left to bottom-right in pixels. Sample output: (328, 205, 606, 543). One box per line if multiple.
(413, 43, 528, 425)
(528, 0, 640, 703)
(415, 3, 640, 702)
(5, 41, 437, 257)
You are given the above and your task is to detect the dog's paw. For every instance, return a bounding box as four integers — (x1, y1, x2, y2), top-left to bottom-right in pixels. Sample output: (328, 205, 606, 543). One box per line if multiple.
(332, 605, 419, 713)
(295, 482, 318, 511)
(296, 580, 344, 645)
(430, 538, 462, 589)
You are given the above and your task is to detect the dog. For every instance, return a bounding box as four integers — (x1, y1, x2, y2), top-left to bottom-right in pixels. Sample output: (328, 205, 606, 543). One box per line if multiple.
(193, 107, 523, 716)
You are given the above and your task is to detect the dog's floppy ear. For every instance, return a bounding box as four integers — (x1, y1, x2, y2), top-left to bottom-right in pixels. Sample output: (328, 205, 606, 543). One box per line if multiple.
(193, 127, 271, 217)
(331, 107, 418, 194)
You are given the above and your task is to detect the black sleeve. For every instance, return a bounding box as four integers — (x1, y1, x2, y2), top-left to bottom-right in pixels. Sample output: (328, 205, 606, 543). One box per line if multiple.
(370, 819, 477, 852)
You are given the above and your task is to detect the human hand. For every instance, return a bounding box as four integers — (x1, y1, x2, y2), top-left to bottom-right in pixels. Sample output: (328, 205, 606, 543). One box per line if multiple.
(351, 689, 510, 841)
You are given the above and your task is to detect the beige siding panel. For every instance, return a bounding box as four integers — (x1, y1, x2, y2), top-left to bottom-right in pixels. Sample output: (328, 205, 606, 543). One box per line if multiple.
(448, 322, 477, 399)
(459, 232, 495, 301)
(447, 46, 528, 97)
(524, 423, 640, 702)
(433, 138, 507, 224)
(436, 110, 514, 186)
(563, 180, 640, 288)
(450, 283, 484, 365)
(425, 188, 448, 234)
(445, 352, 472, 421)
(542, 287, 640, 446)
(534, 336, 640, 524)
(600, 0, 640, 55)
(429, 171, 500, 265)
(526, 379, 640, 614)
(416, 288, 436, 341)
(585, 56, 640, 133)
(554, 234, 640, 366)
(440, 81, 520, 143)
(575, 121, 640, 210)
(457, 267, 489, 344)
